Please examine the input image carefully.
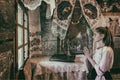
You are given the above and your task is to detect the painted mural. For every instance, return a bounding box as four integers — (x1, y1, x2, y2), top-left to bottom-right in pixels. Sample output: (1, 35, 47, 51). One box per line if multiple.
(105, 16, 120, 36)
(24, 0, 120, 56)
(104, 16, 120, 50)
(96, 0, 120, 12)
(51, 0, 95, 54)
(29, 31, 41, 52)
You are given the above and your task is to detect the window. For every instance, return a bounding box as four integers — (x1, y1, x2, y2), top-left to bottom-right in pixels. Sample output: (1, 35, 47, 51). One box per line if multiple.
(16, 4, 29, 70)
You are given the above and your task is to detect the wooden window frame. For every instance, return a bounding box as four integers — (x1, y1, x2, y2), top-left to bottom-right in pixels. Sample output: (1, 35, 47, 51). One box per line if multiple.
(15, 3, 29, 71)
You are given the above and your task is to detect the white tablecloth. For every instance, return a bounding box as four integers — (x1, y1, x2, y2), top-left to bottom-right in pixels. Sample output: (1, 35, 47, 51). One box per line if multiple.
(40, 60, 87, 73)
(24, 55, 88, 80)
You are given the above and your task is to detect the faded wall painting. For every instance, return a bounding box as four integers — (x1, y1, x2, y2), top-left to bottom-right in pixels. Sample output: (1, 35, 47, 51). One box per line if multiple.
(105, 16, 120, 36)
(96, 0, 120, 12)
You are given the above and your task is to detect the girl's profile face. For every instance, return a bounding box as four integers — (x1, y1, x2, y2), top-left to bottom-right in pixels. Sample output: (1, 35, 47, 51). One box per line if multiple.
(93, 31, 104, 42)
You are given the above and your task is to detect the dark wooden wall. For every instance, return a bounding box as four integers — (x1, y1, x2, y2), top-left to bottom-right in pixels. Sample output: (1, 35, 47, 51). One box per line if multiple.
(0, 0, 15, 79)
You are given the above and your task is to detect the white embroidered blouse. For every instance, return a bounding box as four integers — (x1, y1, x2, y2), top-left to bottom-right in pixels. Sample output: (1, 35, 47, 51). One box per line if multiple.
(93, 46, 114, 80)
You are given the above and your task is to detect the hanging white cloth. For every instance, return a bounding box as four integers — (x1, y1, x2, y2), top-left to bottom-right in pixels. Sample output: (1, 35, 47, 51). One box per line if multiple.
(23, 0, 55, 17)
(23, 0, 42, 10)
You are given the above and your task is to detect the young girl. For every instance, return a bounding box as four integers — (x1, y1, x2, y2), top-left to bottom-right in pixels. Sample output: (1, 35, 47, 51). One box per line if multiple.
(83, 26, 114, 80)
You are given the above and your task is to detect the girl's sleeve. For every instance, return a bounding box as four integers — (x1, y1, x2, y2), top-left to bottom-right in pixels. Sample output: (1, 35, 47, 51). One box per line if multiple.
(94, 48, 113, 76)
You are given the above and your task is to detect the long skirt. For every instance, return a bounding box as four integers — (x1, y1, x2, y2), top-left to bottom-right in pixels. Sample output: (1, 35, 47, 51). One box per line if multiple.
(88, 68, 112, 80)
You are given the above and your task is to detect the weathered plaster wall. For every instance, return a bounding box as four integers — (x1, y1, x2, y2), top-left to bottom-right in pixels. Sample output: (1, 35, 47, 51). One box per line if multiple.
(29, 7, 42, 57)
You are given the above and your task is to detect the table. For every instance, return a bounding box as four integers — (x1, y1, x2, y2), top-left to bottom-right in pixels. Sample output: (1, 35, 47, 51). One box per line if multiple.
(24, 55, 88, 80)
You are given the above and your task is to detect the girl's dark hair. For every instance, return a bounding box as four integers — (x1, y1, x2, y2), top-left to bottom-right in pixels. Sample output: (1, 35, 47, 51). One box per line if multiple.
(95, 26, 114, 49)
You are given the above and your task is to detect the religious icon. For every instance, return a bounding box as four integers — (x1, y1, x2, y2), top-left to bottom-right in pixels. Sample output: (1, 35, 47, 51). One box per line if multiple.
(57, 1, 72, 20)
(83, 3, 97, 19)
